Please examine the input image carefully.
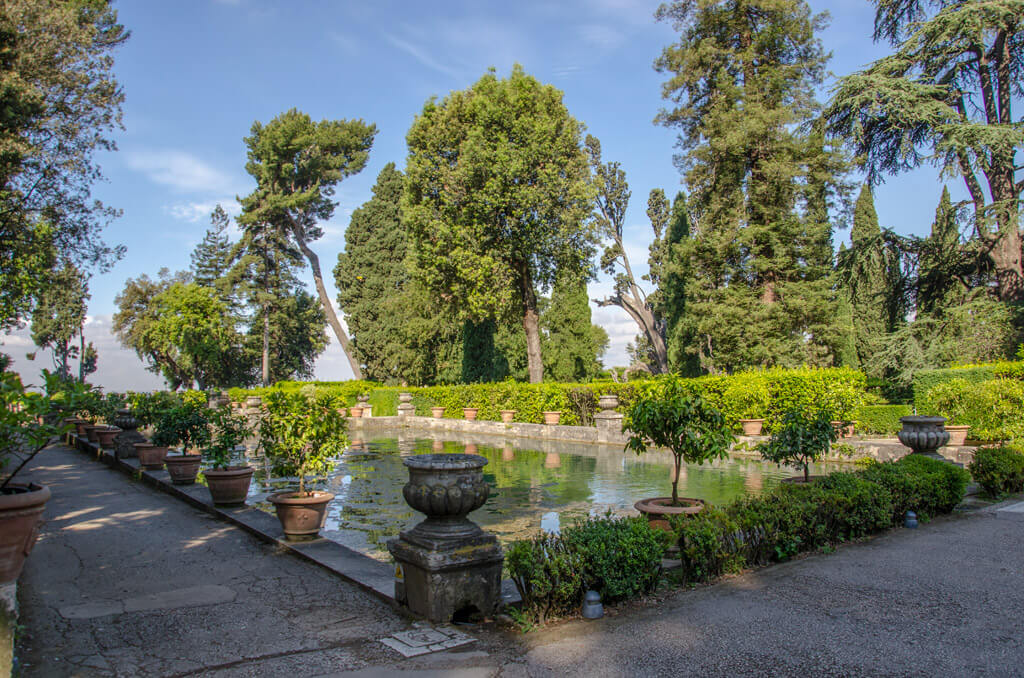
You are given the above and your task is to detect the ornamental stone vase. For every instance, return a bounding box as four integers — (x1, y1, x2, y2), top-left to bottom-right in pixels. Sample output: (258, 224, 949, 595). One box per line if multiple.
(397, 392, 415, 418)
(387, 453, 503, 623)
(898, 415, 950, 460)
(112, 408, 147, 459)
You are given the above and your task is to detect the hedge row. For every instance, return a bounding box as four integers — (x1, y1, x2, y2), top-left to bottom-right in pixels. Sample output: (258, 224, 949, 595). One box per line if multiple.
(913, 360, 1024, 410)
(226, 367, 869, 433)
(918, 378, 1024, 442)
(506, 456, 968, 625)
(968, 446, 1024, 497)
(853, 404, 913, 435)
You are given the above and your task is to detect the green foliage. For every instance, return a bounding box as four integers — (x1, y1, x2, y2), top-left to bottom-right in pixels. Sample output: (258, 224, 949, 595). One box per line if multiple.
(403, 64, 596, 383)
(30, 261, 90, 380)
(921, 378, 1024, 442)
(968, 446, 1024, 499)
(673, 507, 744, 583)
(654, 0, 848, 374)
(152, 405, 210, 453)
(238, 108, 378, 380)
(561, 516, 666, 602)
(758, 409, 839, 482)
(259, 388, 347, 495)
(913, 365, 998, 411)
(1, 370, 79, 489)
(542, 274, 607, 383)
(624, 378, 734, 505)
(853, 404, 912, 435)
(0, 0, 127, 331)
(506, 516, 664, 625)
(127, 390, 181, 428)
(203, 406, 251, 470)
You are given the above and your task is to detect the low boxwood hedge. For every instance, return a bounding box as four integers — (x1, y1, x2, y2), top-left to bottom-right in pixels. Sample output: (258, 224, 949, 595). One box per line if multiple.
(506, 455, 968, 625)
(853, 404, 913, 435)
(967, 446, 1024, 498)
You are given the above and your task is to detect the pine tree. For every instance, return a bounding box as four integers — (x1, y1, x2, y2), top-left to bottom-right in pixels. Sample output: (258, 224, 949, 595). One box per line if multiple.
(654, 0, 846, 373)
(542, 274, 607, 382)
(917, 187, 966, 316)
(190, 205, 234, 296)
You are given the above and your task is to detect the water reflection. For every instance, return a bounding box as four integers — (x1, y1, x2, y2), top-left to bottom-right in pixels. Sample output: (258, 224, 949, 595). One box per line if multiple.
(247, 429, 838, 560)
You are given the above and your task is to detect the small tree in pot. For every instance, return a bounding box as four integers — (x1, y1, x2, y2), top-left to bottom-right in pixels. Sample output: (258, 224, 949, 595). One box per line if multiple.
(1, 371, 84, 584)
(758, 409, 838, 483)
(624, 378, 734, 528)
(202, 406, 254, 506)
(152, 405, 210, 484)
(259, 388, 347, 540)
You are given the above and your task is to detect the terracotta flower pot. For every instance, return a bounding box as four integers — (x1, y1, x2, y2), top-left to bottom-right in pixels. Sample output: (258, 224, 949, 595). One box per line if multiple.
(634, 496, 704, 532)
(431, 407, 445, 419)
(0, 483, 50, 585)
(349, 407, 363, 418)
(134, 443, 168, 470)
(268, 490, 334, 540)
(75, 421, 92, 437)
(500, 410, 516, 424)
(95, 426, 122, 449)
(165, 453, 202, 485)
(84, 425, 102, 443)
(739, 419, 764, 435)
(463, 408, 479, 421)
(831, 421, 855, 439)
(543, 411, 561, 425)
(946, 425, 970, 446)
(203, 466, 254, 506)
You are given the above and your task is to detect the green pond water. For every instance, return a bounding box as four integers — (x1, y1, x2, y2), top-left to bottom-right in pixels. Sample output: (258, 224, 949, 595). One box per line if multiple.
(247, 429, 838, 560)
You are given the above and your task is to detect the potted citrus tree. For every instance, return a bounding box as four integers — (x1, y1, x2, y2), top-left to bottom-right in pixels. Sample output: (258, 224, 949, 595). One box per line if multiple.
(624, 377, 734, 530)
(259, 388, 347, 540)
(202, 406, 253, 506)
(157, 405, 210, 484)
(758, 408, 838, 483)
(1, 371, 81, 584)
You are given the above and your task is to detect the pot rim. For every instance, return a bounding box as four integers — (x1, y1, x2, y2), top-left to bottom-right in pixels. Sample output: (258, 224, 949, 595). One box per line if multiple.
(634, 496, 704, 515)
(267, 490, 335, 505)
(899, 415, 947, 425)
(403, 453, 488, 471)
(164, 452, 202, 461)
(204, 465, 254, 476)
(0, 482, 51, 509)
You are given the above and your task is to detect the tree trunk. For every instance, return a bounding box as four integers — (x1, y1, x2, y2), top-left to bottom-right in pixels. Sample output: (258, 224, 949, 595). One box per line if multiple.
(291, 229, 364, 380)
(518, 263, 544, 383)
(672, 456, 680, 506)
(78, 331, 85, 382)
(262, 304, 271, 386)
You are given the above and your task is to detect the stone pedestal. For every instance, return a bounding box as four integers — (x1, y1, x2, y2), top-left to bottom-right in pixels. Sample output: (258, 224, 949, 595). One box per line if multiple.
(397, 392, 414, 418)
(898, 415, 950, 461)
(357, 394, 371, 418)
(387, 454, 503, 622)
(112, 409, 146, 460)
(594, 394, 624, 442)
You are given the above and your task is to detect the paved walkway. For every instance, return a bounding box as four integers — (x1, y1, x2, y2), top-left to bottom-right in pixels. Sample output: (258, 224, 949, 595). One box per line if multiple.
(16, 444, 1024, 677)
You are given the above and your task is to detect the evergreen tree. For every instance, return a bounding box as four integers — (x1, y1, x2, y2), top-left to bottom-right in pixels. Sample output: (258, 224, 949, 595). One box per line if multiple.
(542, 275, 608, 382)
(917, 187, 966, 316)
(190, 205, 234, 295)
(654, 0, 846, 373)
(654, 192, 701, 375)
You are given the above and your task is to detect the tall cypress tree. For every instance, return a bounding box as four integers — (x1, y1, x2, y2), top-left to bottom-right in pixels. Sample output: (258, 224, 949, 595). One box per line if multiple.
(917, 187, 965, 316)
(654, 0, 845, 373)
(542, 274, 607, 382)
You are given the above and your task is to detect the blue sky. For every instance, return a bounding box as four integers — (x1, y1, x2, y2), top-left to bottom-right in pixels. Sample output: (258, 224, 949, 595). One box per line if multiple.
(3, 0, 968, 390)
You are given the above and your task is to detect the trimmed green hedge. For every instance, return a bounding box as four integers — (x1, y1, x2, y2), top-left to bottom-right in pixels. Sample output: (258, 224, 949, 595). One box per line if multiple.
(919, 378, 1024, 442)
(506, 456, 968, 624)
(226, 367, 868, 432)
(854, 404, 912, 435)
(968, 446, 1024, 498)
(913, 360, 1024, 410)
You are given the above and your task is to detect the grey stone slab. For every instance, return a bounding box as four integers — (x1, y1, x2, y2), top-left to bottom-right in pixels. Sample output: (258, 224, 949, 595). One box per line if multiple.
(122, 584, 236, 613)
(58, 600, 124, 619)
(995, 501, 1024, 521)
(382, 626, 477, 658)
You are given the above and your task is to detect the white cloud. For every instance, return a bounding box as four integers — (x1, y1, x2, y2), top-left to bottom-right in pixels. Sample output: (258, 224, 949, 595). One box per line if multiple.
(165, 199, 241, 224)
(125, 150, 239, 194)
(383, 32, 463, 80)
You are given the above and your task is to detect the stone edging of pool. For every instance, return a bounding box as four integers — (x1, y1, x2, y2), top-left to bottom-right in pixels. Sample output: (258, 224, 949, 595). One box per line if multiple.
(349, 415, 977, 465)
(59, 435, 533, 615)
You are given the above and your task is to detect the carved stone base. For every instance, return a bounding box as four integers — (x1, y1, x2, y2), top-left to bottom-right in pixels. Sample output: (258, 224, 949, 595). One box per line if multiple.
(388, 532, 503, 623)
(114, 430, 147, 459)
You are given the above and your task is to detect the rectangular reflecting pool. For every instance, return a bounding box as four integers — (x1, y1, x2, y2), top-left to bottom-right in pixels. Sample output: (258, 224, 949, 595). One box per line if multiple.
(243, 429, 838, 560)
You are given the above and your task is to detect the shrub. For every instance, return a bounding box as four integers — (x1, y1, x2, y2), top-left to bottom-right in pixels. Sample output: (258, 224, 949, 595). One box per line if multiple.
(854, 404, 912, 435)
(758, 409, 838, 483)
(968, 446, 1024, 498)
(921, 378, 1024, 442)
(894, 454, 970, 516)
(561, 516, 666, 601)
(913, 365, 996, 411)
(812, 472, 893, 542)
(506, 532, 586, 625)
(672, 507, 744, 583)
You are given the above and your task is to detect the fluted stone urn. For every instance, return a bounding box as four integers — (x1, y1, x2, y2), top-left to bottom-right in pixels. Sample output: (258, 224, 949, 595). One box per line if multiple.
(387, 453, 503, 622)
(898, 415, 950, 460)
(396, 392, 415, 418)
(112, 408, 147, 460)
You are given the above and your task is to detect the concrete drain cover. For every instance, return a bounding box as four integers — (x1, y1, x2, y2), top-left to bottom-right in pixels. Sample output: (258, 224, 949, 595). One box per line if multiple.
(381, 623, 477, 657)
